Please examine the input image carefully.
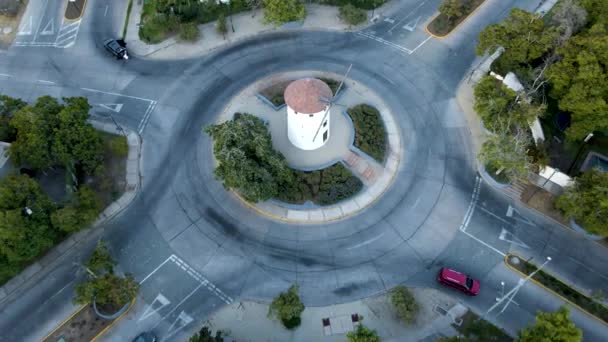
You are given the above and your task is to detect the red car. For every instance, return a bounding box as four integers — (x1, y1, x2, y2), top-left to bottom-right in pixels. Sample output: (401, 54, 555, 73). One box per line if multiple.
(437, 267, 480, 296)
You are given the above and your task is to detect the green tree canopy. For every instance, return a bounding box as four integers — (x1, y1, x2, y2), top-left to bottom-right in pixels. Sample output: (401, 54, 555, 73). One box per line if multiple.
(479, 128, 532, 180)
(390, 286, 419, 323)
(516, 307, 582, 342)
(556, 169, 608, 235)
(339, 4, 367, 26)
(216, 13, 228, 38)
(476, 9, 558, 65)
(204, 113, 292, 202)
(9, 96, 104, 172)
(268, 284, 305, 328)
(546, 22, 608, 140)
(51, 186, 102, 233)
(0, 174, 58, 263)
(262, 0, 306, 26)
(74, 273, 139, 308)
(86, 240, 116, 275)
(346, 324, 381, 342)
(190, 326, 224, 342)
(439, 0, 463, 20)
(0, 95, 26, 142)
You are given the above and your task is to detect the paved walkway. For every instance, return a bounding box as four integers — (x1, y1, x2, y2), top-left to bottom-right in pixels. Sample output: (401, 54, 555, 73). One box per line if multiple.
(125, 1, 402, 60)
(101, 288, 467, 342)
(214, 70, 401, 223)
(0, 120, 142, 305)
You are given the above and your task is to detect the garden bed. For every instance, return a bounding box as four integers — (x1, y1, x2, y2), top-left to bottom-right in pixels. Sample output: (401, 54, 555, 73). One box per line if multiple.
(347, 104, 386, 162)
(86, 133, 128, 209)
(452, 311, 512, 341)
(506, 254, 608, 323)
(427, 0, 486, 37)
(42, 304, 114, 342)
(277, 163, 363, 205)
(484, 162, 510, 184)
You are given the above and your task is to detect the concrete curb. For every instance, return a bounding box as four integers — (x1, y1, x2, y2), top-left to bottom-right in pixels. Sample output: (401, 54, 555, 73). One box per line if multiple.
(504, 253, 608, 327)
(0, 120, 142, 306)
(91, 298, 136, 342)
(41, 304, 88, 342)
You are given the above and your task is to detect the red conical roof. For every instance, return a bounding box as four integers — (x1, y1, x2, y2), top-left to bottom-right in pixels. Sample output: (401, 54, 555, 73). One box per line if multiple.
(284, 78, 332, 114)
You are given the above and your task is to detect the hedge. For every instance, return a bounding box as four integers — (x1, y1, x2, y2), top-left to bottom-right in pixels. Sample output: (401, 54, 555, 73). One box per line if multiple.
(347, 104, 387, 162)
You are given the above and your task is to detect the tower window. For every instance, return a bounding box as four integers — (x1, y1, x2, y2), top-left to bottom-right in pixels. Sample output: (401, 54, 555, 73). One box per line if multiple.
(323, 120, 328, 127)
(323, 130, 328, 142)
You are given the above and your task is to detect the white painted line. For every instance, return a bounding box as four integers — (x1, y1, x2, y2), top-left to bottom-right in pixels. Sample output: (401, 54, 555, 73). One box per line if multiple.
(138, 101, 157, 134)
(0, 73, 13, 78)
(410, 35, 433, 54)
(40, 19, 54, 35)
(347, 233, 385, 250)
(17, 16, 33, 35)
(388, 0, 429, 33)
(506, 205, 514, 217)
(56, 25, 79, 40)
(81, 87, 156, 102)
(461, 228, 507, 256)
(498, 228, 530, 249)
(356, 32, 412, 54)
(384, 18, 395, 24)
(411, 197, 421, 209)
(97, 103, 124, 113)
(139, 256, 173, 284)
(165, 311, 194, 340)
(38, 80, 55, 84)
(104, 5, 109, 17)
(139, 293, 171, 321)
(169, 254, 233, 304)
(403, 16, 421, 32)
(152, 283, 203, 329)
(478, 206, 511, 225)
(33, 0, 50, 42)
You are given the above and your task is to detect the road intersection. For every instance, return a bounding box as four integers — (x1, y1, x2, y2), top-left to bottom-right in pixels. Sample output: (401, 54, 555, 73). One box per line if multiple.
(0, 0, 607, 341)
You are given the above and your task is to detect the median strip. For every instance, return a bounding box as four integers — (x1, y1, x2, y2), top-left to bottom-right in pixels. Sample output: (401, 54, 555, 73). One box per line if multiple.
(426, 0, 487, 38)
(65, 0, 87, 21)
(505, 253, 608, 325)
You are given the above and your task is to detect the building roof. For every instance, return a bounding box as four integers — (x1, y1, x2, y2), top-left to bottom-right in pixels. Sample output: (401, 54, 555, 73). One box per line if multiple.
(284, 78, 332, 114)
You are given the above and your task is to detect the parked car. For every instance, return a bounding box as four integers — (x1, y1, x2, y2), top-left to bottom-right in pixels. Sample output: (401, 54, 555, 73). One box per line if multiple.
(437, 267, 480, 296)
(103, 38, 129, 60)
(133, 331, 157, 342)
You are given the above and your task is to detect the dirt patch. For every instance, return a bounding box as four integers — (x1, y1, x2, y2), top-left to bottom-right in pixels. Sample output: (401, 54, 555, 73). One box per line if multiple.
(259, 80, 291, 107)
(0, 0, 27, 48)
(521, 184, 568, 225)
(65, 0, 86, 21)
(427, 0, 486, 37)
(43, 304, 113, 342)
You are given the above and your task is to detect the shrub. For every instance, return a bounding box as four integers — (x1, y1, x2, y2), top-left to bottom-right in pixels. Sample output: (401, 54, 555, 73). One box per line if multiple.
(268, 285, 305, 329)
(556, 169, 608, 236)
(263, 0, 307, 26)
(339, 4, 367, 26)
(390, 286, 419, 323)
(346, 324, 381, 342)
(312, 0, 386, 10)
(179, 22, 200, 41)
(108, 135, 128, 158)
(216, 13, 228, 38)
(139, 14, 180, 44)
(347, 104, 387, 162)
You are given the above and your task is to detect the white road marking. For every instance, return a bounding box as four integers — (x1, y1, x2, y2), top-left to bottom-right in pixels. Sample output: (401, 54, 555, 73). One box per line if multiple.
(139, 293, 171, 321)
(410, 35, 433, 54)
(170, 255, 233, 304)
(97, 103, 124, 113)
(40, 19, 54, 35)
(138, 101, 157, 134)
(33, 0, 50, 42)
(38, 79, 55, 84)
(388, 0, 429, 33)
(0, 73, 13, 78)
(104, 5, 109, 17)
(505, 205, 537, 227)
(152, 283, 203, 329)
(347, 233, 385, 250)
(165, 311, 194, 339)
(498, 228, 530, 249)
(459, 177, 507, 256)
(17, 16, 33, 35)
(403, 16, 421, 32)
(356, 32, 412, 54)
(478, 206, 511, 225)
(411, 197, 421, 209)
(384, 18, 395, 24)
(140, 256, 173, 284)
(81, 87, 154, 102)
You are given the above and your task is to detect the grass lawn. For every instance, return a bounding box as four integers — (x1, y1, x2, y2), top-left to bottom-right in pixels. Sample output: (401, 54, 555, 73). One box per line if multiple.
(427, 0, 486, 37)
(507, 255, 608, 323)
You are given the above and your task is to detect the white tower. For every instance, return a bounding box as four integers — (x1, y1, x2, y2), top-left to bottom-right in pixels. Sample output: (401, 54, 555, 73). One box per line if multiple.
(284, 78, 333, 151)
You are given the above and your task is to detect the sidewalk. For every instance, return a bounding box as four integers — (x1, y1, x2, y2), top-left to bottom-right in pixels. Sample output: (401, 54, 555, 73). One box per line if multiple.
(102, 288, 468, 341)
(124, 2, 401, 60)
(0, 120, 142, 307)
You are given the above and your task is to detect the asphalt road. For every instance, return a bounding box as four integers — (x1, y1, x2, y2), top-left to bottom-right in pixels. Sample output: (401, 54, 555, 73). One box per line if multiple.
(0, 0, 607, 341)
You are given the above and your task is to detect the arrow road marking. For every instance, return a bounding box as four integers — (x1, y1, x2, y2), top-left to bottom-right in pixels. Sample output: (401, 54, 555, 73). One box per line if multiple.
(138, 293, 171, 322)
(97, 103, 124, 113)
(165, 311, 194, 339)
(403, 16, 421, 32)
(498, 228, 530, 249)
(506, 205, 537, 227)
(17, 16, 33, 35)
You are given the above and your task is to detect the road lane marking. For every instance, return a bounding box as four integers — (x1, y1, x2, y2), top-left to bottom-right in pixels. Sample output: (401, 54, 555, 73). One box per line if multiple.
(139, 293, 171, 321)
(165, 311, 194, 339)
(140, 256, 173, 284)
(498, 228, 530, 249)
(38, 79, 55, 84)
(388, 0, 429, 33)
(410, 35, 433, 54)
(151, 283, 203, 329)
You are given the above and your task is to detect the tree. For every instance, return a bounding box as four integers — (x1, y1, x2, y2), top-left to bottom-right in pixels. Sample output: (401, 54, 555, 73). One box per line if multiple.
(217, 13, 228, 38)
(262, 0, 306, 26)
(479, 127, 532, 180)
(550, 0, 588, 45)
(51, 186, 102, 233)
(555, 169, 608, 236)
(204, 113, 293, 202)
(339, 4, 367, 27)
(190, 326, 224, 342)
(346, 324, 381, 342)
(390, 286, 418, 323)
(516, 307, 582, 342)
(268, 284, 305, 329)
(545, 23, 608, 140)
(476, 9, 559, 65)
(439, 0, 463, 21)
(74, 273, 139, 308)
(0, 174, 58, 263)
(0, 95, 26, 142)
(86, 240, 116, 275)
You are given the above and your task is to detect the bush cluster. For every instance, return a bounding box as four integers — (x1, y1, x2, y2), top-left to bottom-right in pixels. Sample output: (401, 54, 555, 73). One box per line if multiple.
(347, 104, 387, 162)
(313, 0, 387, 10)
(277, 163, 363, 205)
(339, 4, 368, 26)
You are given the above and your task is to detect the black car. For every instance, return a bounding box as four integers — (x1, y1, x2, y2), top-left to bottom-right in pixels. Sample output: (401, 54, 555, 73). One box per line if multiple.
(133, 331, 156, 342)
(103, 38, 129, 60)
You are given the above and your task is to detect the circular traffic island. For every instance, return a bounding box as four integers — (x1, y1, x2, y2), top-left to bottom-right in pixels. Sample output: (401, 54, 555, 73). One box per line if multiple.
(204, 71, 401, 223)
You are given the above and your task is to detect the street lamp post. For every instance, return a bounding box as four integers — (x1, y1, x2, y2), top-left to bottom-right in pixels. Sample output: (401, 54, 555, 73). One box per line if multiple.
(485, 256, 552, 316)
(567, 133, 594, 175)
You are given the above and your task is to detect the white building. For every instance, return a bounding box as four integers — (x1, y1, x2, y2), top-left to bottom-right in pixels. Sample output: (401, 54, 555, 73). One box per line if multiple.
(284, 78, 333, 151)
